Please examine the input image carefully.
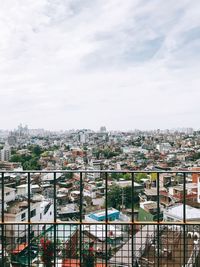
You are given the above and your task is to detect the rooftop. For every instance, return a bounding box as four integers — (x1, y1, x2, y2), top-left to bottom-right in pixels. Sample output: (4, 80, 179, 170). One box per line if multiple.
(5, 199, 37, 214)
(165, 204, 200, 220)
(89, 208, 120, 218)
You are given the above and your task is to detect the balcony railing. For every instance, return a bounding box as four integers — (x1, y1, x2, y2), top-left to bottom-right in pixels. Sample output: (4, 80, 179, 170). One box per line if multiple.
(0, 170, 200, 266)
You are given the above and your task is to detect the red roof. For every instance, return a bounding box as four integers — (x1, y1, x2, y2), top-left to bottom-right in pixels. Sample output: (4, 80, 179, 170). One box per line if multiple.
(12, 243, 28, 254)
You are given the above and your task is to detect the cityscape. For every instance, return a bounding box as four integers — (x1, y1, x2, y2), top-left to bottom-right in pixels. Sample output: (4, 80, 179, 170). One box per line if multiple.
(1, 0, 200, 266)
(0, 124, 200, 266)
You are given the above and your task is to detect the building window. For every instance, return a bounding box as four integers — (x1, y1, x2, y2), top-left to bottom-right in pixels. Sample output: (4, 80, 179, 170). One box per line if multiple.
(21, 213, 26, 221)
(44, 203, 51, 215)
(31, 209, 36, 218)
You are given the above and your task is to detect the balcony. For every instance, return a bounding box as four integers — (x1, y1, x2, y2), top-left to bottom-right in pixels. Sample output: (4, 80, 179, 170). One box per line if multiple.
(0, 170, 200, 266)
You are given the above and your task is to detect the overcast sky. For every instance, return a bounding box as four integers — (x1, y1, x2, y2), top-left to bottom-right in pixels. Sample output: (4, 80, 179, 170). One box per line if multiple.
(0, 0, 200, 131)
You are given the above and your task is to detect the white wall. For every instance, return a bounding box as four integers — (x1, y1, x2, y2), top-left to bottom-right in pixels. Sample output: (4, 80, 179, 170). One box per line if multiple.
(0, 188, 16, 203)
(5, 201, 54, 240)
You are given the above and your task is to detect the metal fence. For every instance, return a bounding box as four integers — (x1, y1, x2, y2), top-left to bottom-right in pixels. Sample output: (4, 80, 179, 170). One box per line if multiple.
(0, 170, 200, 266)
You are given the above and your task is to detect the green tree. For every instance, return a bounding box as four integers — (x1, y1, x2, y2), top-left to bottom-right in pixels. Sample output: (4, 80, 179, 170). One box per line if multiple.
(107, 185, 122, 209)
(10, 151, 41, 170)
(135, 173, 148, 183)
(150, 173, 157, 182)
(124, 173, 131, 180)
(107, 185, 139, 210)
(32, 145, 42, 156)
(22, 157, 41, 170)
(10, 154, 21, 162)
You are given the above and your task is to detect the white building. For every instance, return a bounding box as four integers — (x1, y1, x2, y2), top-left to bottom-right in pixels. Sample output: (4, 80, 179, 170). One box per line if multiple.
(78, 130, 88, 144)
(4, 198, 54, 242)
(83, 216, 123, 248)
(156, 143, 172, 153)
(83, 188, 96, 199)
(164, 204, 200, 222)
(16, 184, 41, 196)
(0, 185, 54, 243)
(0, 187, 16, 203)
(0, 143, 11, 161)
(86, 160, 103, 180)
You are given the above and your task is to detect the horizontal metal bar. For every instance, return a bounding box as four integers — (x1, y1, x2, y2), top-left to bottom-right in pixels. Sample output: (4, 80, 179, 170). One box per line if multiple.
(1, 221, 200, 225)
(1, 170, 200, 174)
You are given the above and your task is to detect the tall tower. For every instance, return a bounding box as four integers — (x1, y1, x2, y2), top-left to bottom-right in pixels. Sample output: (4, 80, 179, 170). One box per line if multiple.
(0, 143, 11, 162)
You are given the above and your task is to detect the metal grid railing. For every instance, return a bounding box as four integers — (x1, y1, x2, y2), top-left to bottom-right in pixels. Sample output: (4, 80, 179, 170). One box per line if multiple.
(0, 170, 200, 266)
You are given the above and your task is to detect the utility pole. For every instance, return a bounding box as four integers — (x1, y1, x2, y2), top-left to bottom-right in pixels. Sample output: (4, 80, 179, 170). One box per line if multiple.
(121, 188, 125, 211)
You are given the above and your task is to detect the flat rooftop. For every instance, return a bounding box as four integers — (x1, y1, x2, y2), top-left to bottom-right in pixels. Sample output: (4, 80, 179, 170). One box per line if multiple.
(5, 199, 41, 214)
(89, 208, 119, 218)
(144, 188, 166, 196)
(165, 204, 200, 221)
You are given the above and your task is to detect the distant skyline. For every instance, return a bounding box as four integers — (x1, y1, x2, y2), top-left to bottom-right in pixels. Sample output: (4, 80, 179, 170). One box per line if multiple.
(0, 1, 200, 130)
(0, 124, 197, 133)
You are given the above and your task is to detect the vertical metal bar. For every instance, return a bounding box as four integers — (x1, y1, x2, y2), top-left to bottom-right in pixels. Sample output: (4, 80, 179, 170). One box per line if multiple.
(183, 172, 186, 223)
(131, 172, 135, 222)
(157, 172, 160, 267)
(156, 172, 160, 223)
(80, 172, 83, 223)
(28, 172, 31, 221)
(53, 172, 57, 222)
(131, 172, 135, 267)
(79, 172, 83, 266)
(28, 172, 31, 267)
(105, 172, 108, 266)
(53, 172, 57, 267)
(1, 172, 5, 267)
(183, 172, 186, 267)
(1, 172, 4, 222)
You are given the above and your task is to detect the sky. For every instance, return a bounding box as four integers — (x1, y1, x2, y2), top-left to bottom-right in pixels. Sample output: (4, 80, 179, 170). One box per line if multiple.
(0, 0, 200, 131)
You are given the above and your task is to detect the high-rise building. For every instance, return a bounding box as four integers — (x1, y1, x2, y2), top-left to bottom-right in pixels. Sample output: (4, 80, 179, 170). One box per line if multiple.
(100, 126, 107, 133)
(7, 132, 17, 146)
(78, 131, 86, 143)
(0, 143, 11, 162)
(17, 123, 29, 137)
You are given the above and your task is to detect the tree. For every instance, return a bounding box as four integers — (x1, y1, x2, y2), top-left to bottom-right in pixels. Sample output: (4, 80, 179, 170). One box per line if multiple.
(107, 185, 139, 210)
(32, 145, 42, 156)
(191, 152, 200, 161)
(10, 154, 21, 162)
(150, 173, 157, 182)
(22, 157, 41, 170)
(124, 173, 131, 180)
(135, 173, 148, 183)
(10, 152, 41, 170)
(107, 185, 122, 209)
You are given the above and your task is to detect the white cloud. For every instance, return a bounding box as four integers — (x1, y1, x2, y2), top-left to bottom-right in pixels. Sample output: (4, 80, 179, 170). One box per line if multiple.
(0, 0, 200, 130)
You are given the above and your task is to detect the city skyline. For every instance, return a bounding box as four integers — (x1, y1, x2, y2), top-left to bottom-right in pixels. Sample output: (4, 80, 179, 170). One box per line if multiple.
(0, 124, 198, 133)
(0, 0, 200, 130)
